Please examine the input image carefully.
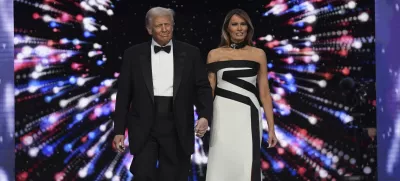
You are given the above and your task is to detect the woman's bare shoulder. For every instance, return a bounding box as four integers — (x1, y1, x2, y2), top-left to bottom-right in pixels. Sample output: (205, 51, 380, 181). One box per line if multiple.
(247, 46, 267, 63)
(207, 48, 227, 63)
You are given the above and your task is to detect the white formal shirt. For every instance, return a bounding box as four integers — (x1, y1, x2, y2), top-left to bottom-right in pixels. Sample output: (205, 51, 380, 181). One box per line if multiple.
(151, 39, 174, 97)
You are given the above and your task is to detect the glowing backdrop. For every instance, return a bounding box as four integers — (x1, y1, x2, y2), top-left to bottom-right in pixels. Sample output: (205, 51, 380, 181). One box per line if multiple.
(14, 0, 376, 181)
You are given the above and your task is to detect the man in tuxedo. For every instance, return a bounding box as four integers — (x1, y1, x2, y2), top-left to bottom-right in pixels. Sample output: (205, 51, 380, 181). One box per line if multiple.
(112, 6, 213, 181)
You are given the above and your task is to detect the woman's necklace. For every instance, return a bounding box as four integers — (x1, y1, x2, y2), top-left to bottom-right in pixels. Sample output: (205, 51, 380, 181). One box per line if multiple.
(229, 41, 246, 49)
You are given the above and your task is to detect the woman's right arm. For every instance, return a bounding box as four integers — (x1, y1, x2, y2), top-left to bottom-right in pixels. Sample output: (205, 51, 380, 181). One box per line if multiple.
(206, 49, 217, 97)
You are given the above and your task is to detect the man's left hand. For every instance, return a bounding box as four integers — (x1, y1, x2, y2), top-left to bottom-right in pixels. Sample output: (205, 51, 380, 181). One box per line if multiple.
(195, 118, 208, 137)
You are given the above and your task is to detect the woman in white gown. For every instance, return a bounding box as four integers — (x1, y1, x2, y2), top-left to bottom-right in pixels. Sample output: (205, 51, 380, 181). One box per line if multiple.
(204, 9, 278, 181)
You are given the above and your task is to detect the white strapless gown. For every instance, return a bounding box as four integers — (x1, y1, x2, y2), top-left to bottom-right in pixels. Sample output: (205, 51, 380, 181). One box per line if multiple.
(206, 60, 263, 181)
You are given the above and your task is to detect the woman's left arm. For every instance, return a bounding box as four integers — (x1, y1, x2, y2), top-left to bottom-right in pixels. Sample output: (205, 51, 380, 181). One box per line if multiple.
(256, 49, 278, 147)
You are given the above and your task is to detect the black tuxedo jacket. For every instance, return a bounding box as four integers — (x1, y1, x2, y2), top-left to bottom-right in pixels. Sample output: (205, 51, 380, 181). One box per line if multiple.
(113, 39, 213, 155)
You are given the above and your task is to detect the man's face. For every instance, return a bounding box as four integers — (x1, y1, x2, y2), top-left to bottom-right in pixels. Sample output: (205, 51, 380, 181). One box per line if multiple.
(147, 15, 173, 46)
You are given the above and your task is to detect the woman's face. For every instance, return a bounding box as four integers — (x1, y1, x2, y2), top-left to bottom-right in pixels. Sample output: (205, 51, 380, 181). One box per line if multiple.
(227, 14, 248, 43)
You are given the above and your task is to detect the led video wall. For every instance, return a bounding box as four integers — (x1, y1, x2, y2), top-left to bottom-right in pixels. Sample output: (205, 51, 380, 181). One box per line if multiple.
(14, 0, 376, 181)
(376, 0, 400, 180)
(0, 0, 15, 181)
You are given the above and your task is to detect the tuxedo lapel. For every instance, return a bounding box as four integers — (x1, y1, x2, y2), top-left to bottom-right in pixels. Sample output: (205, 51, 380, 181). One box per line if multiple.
(140, 41, 154, 102)
(173, 40, 186, 103)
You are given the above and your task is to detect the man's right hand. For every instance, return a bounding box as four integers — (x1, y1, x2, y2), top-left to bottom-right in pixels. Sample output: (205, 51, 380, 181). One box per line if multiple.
(367, 128, 376, 140)
(113, 135, 125, 153)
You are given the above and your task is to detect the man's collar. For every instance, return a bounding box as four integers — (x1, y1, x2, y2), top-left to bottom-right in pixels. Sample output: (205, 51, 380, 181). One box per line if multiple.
(151, 38, 172, 47)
